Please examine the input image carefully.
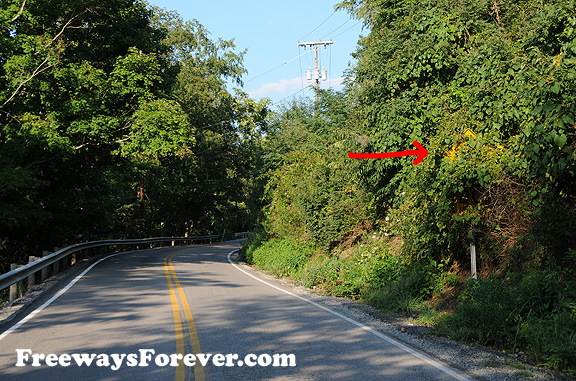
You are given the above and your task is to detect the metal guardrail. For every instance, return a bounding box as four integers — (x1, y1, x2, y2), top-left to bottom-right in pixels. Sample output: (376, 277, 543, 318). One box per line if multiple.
(0, 235, 218, 293)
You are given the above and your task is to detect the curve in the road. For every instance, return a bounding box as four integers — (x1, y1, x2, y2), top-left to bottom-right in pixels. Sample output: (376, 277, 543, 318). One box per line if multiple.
(226, 250, 470, 381)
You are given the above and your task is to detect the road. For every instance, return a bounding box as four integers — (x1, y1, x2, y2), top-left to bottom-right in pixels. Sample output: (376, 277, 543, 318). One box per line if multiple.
(0, 241, 470, 380)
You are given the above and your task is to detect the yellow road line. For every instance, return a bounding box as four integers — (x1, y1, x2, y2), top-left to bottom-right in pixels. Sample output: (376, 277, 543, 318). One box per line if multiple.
(164, 249, 205, 381)
(164, 254, 186, 380)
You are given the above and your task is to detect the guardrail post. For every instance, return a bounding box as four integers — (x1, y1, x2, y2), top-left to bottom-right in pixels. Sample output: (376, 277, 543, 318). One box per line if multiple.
(41, 251, 51, 282)
(27, 256, 39, 290)
(1, 235, 220, 295)
(76, 248, 87, 262)
(53, 247, 61, 273)
(9, 264, 22, 302)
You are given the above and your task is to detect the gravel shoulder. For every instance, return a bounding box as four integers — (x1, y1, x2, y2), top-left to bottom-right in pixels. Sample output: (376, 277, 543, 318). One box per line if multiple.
(229, 252, 573, 381)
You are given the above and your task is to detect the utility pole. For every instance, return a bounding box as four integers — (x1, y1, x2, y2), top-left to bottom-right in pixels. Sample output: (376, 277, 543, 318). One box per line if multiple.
(298, 40, 333, 102)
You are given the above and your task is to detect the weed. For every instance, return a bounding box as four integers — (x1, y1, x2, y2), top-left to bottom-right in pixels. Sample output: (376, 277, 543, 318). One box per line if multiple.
(363, 275, 424, 315)
(506, 360, 528, 370)
(437, 278, 517, 347)
(484, 359, 501, 368)
(250, 238, 314, 278)
(412, 301, 447, 327)
(515, 370, 535, 377)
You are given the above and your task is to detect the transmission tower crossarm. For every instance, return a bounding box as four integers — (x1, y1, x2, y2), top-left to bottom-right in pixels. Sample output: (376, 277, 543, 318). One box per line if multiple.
(298, 40, 333, 102)
(298, 40, 334, 47)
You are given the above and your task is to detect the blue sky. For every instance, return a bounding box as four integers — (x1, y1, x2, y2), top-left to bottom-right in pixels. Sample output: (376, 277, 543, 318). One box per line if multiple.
(148, 1, 366, 108)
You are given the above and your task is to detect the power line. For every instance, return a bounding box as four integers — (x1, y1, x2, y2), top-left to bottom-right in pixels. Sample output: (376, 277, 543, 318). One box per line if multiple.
(244, 50, 311, 84)
(320, 18, 351, 40)
(299, 10, 337, 41)
(330, 21, 362, 40)
(298, 46, 305, 91)
(273, 86, 311, 106)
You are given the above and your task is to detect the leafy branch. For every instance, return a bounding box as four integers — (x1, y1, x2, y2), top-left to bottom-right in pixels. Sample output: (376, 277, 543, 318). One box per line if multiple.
(0, 54, 58, 108)
(1, 9, 90, 109)
(10, 0, 26, 22)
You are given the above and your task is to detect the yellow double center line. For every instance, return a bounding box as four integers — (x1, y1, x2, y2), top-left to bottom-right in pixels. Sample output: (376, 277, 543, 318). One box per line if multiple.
(164, 249, 205, 381)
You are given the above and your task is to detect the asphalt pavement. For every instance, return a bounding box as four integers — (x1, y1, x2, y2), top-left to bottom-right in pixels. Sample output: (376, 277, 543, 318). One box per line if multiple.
(0, 241, 470, 380)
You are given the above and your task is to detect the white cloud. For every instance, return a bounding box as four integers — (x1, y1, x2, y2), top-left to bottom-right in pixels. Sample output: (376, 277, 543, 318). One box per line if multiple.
(328, 76, 346, 87)
(248, 76, 346, 98)
(249, 77, 305, 96)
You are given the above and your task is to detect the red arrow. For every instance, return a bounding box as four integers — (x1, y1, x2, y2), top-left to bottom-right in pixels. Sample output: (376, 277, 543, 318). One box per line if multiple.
(348, 140, 428, 165)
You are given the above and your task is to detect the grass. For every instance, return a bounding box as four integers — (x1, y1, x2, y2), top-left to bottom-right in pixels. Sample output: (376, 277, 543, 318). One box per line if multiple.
(240, 233, 576, 374)
(484, 359, 502, 367)
(506, 360, 535, 377)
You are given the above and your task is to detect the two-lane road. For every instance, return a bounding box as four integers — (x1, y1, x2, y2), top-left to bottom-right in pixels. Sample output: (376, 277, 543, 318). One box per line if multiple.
(0, 242, 470, 380)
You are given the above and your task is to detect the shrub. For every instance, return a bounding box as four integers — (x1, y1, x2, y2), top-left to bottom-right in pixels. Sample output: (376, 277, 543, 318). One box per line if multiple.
(514, 269, 570, 317)
(517, 310, 576, 370)
(435, 271, 576, 372)
(251, 238, 314, 278)
(438, 278, 517, 347)
(363, 275, 424, 315)
(239, 231, 266, 264)
(301, 256, 340, 289)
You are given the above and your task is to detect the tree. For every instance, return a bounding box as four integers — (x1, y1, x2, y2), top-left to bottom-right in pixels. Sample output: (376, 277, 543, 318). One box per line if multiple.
(261, 91, 371, 251)
(0, 1, 269, 272)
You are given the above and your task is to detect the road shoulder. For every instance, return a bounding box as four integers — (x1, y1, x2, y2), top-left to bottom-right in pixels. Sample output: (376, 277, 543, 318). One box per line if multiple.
(228, 250, 571, 381)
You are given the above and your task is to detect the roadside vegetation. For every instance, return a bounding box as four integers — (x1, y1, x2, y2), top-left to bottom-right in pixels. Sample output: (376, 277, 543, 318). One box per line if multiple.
(0, 0, 267, 275)
(242, 0, 576, 374)
(1, 0, 575, 375)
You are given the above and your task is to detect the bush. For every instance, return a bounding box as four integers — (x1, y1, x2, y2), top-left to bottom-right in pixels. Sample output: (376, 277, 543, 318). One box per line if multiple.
(514, 270, 576, 370)
(239, 231, 266, 264)
(250, 238, 314, 278)
(514, 269, 571, 317)
(300, 255, 364, 298)
(363, 275, 424, 315)
(437, 278, 517, 348)
(301, 256, 340, 289)
(518, 309, 576, 370)
(435, 272, 576, 372)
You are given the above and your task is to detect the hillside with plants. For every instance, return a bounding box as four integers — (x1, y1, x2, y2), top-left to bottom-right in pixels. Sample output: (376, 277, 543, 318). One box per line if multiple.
(242, 0, 576, 373)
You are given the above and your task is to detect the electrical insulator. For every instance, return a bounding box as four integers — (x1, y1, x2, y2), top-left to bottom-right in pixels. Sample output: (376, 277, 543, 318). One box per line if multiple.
(306, 68, 312, 80)
(321, 67, 327, 81)
(314, 69, 320, 80)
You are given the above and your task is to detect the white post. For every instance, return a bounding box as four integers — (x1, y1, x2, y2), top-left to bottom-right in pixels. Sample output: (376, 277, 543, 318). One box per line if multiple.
(470, 237, 477, 279)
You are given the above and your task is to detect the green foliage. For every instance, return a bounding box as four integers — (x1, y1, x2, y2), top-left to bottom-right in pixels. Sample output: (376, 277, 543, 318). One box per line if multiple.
(339, 0, 576, 272)
(436, 272, 576, 370)
(239, 231, 267, 264)
(441, 278, 518, 347)
(262, 91, 371, 251)
(363, 276, 424, 315)
(250, 238, 315, 279)
(300, 255, 364, 297)
(0, 1, 268, 272)
(518, 308, 576, 370)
